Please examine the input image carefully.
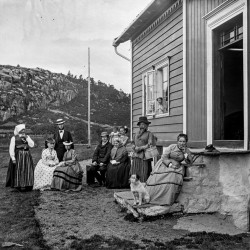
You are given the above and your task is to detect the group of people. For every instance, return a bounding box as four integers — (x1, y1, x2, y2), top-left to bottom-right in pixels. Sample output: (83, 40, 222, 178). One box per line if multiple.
(5, 116, 193, 206)
(86, 128, 131, 189)
(6, 118, 83, 192)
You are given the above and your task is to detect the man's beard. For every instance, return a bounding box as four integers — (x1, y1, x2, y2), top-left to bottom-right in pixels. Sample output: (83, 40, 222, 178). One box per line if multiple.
(138, 127, 147, 137)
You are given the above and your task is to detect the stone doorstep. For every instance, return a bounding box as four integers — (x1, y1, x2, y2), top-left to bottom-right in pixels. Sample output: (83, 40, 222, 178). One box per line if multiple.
(114, 191, 246, 234)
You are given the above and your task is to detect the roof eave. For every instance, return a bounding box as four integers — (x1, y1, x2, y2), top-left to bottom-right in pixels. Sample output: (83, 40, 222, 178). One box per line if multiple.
(113, 0, 173, 47)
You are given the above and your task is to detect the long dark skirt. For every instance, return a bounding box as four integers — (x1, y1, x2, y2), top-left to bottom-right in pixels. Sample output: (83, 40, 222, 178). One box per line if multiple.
(106, 160, 131, 189)
(6, 150, 34, 188)
(51, 165, 82, 190)
(130, 157, 152, 182)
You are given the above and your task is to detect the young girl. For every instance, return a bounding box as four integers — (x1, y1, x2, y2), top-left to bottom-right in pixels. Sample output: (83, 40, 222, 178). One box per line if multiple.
(109, 126, 119, 145)
(51, 141, 83, 191)
(6, 124, 35, 191)
(33, 138, 59, 190)
(119, 126, 129, 146)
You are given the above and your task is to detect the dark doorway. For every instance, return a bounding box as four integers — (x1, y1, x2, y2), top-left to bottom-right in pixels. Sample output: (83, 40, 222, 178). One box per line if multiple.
(222, 48, 243, 140)
(213, 14, 244, 141)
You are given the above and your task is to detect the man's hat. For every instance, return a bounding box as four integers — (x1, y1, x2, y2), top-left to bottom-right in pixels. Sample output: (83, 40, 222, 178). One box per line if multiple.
(137, 116, 151, 126)
(63, 141, 73, 146)
(55, 118, 65, 125)
(101, 131, 109, 137)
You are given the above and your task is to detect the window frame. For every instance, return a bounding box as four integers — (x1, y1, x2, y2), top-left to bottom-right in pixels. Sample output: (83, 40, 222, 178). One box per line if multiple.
(142, 57, 170, 118)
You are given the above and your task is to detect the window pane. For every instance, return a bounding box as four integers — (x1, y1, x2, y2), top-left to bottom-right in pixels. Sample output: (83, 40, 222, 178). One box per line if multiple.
(145, 71, 156, 115)
(147, 100, 155, 114)
(155, 64, 169, 115)
(162, 66, 168, 82)
(148, 72, 153, 86)
(147, 85, 153, 100)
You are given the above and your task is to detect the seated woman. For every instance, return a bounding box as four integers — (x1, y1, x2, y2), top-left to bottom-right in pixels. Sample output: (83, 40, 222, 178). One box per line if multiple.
(51, 141, 83, 191)
(106, 138, 131, 189)
(33, 138, 59, 190)
(146, 134, 193, 205)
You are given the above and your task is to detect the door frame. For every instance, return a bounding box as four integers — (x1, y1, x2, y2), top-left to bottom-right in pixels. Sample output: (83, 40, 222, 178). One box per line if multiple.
(203, 0, 248, 149)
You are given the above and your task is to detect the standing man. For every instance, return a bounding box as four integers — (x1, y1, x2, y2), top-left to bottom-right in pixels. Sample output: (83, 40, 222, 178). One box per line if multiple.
(54, 118, 73, 162)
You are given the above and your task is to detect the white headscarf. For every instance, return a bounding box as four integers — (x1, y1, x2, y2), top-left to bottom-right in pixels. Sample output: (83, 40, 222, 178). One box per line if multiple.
(14, 124, 25, 136)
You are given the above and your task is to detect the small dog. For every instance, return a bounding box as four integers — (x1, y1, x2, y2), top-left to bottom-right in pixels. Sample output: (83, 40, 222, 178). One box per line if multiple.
(130, 174, 150, 206)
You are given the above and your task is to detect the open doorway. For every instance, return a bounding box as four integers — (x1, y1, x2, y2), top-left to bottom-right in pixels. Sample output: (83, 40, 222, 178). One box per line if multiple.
(213, 14, 243, 141)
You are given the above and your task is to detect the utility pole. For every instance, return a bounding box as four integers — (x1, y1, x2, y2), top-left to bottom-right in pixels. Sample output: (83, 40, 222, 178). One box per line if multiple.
(88, 47, 91, 147)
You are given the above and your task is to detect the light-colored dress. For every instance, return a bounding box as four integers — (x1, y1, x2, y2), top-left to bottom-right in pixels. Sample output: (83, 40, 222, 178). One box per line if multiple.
(146, 144, 192, 205)
(110, 132, 120, 145)
(51, 149, 83, 190)
(33, 148, 59, 190)
(119, 135, 129, 146)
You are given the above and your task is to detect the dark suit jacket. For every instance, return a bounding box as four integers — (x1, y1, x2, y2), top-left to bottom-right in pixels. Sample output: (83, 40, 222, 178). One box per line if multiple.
(53, 130, 74, 162)
(54, 130, 74, 149)
(92, 142, 112, 165)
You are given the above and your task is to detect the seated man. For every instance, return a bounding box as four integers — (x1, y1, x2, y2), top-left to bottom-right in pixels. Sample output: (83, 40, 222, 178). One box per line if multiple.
(86, 132, 113, 187)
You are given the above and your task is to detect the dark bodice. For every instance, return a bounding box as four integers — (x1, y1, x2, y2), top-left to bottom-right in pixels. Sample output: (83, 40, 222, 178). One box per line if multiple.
(15, 136, 29, 151)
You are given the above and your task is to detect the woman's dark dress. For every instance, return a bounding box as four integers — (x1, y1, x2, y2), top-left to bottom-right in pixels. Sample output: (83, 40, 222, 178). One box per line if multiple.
(106, 144, 131, 189)
(51, 149, 82, 190)
(6, 136, 34, 189)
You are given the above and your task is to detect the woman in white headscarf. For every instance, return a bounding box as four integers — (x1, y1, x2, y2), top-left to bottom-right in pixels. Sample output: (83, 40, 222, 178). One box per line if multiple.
(6, 124, 35, 191)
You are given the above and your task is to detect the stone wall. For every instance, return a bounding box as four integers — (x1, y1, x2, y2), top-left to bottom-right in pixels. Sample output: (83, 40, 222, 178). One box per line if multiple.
(174, 151, 250, 231)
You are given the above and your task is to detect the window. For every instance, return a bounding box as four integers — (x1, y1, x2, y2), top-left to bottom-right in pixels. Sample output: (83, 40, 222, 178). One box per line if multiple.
(142, 58, 170, 117)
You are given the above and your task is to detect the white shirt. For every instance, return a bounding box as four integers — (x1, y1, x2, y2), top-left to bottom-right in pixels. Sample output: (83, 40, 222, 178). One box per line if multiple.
(59, 130, 64, 139)
(9, 135, 34, 161)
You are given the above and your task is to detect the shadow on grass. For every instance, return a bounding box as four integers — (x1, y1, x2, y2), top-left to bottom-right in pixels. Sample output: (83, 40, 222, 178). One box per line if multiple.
(65, 232, 250, 250)
(0, 188, 51, 250)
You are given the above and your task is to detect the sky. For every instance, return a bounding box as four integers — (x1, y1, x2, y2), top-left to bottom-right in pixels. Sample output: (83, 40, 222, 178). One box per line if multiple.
(0, 0, 152, 93)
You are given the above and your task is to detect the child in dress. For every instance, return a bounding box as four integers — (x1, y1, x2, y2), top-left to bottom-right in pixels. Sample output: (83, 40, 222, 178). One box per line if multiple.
(109, 126, 119, 145)
(33, 138, 59, 190)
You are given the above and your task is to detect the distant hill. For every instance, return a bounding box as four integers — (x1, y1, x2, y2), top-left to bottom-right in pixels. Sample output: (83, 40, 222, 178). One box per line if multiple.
(0, 65, 130, 143)
(61, 78, 130, 127)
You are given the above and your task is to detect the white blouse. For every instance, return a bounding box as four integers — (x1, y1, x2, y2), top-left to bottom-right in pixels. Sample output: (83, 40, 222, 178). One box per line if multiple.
(9, 135, 34, 161)
(41, 148, 59, 166)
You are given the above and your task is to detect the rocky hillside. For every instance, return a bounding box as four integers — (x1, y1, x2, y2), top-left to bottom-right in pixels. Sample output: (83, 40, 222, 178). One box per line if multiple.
(0, 65, 79, 122)
(0, 65, 130, 143)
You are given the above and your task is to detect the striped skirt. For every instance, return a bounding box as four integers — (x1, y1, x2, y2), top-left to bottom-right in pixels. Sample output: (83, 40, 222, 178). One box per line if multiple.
(51, 165, 82, 190)
(6, 150, 34, 188)
(130, 157, 152, 183)
(146, 159, 184, 206)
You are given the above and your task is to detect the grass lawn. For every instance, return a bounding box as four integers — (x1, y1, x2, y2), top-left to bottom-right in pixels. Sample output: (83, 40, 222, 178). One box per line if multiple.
(1, 140, 250, 249)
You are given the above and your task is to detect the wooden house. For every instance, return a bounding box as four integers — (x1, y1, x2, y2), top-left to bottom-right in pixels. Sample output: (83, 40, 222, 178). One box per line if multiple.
(113, 0, 250, 231)
(113, 0, 249, 150)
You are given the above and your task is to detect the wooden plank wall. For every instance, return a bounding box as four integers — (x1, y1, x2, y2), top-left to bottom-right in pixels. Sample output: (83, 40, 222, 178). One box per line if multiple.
(186, 0, 226, 142)
(131, 4, 183, 141)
